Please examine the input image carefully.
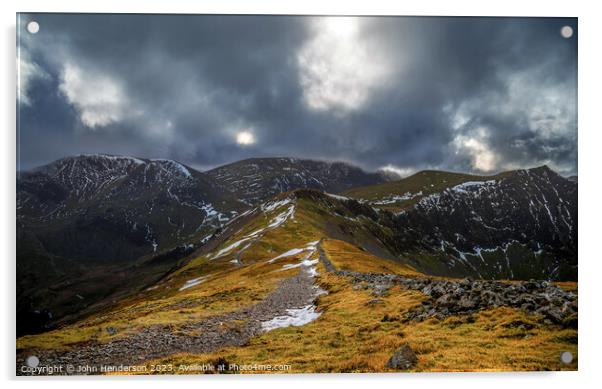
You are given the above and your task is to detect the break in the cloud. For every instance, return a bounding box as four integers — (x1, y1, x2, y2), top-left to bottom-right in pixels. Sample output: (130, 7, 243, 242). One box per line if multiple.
(236, 130, 256, 146)
(452, 128, 499, 173)
(59, 63, 128, 128)
(297, 17, 393, 113)
(16, 14, 577, 176)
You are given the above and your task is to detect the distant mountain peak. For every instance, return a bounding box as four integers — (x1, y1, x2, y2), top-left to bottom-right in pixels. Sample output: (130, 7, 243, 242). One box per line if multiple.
(148, 159, 193, 178)
(528, 164, 553, 173)
(206, 157, 389, 204)
(76, 153, 145, 162)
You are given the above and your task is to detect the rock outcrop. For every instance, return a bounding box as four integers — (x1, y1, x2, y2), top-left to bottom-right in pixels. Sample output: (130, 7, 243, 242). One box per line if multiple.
(386, 344, 418, 370)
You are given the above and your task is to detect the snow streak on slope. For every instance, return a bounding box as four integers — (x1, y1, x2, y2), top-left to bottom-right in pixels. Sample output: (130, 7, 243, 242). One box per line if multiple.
(261, 240, 324, 332)
(208, 196, 297, 261)
(261, 305, 321, 331)
(179, 276, 210, 291)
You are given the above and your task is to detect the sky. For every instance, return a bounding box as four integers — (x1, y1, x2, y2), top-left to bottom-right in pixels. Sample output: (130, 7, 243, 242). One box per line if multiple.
(17, 14, 577, 176)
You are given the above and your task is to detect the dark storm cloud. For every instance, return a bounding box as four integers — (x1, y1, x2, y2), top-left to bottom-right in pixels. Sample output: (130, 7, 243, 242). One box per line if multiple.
(17, 14, 577, 175)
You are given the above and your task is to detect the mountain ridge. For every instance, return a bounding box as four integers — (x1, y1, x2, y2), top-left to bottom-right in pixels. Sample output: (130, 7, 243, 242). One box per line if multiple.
(16, 154, 577, 338)
(206, 156, 390, 205)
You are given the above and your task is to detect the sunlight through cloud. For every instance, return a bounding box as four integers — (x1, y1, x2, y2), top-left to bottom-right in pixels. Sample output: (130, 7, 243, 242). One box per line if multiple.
(297, 17, 392, 113)
(236, 130, 256, 146)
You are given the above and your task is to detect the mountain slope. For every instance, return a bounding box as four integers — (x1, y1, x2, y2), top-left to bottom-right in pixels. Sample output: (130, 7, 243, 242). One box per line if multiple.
(16, 159, 577, 336)
(18, 154, 244, 259)
(343, 169, 511, 212)
(17, 154, 246, 335)
(206, 157, 388, 205)
(15, 155, 578, 373)
(17, 187, 577, 373)
(344, 166, 577, 280)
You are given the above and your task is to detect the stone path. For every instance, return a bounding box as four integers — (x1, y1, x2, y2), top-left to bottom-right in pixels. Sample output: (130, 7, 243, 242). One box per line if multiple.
(18, 239, 577, 375)
(17, 265, 322, 375)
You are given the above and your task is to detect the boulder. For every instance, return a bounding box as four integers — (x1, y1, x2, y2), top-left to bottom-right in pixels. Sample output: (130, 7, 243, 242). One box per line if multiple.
(372, 283, 392, 296)
(386, 343, 418, 370)
(458, 295, 478, 310)
(435, 293, 456, 307)
(545, 307, 565, 324)
(480, 290, 502, 307)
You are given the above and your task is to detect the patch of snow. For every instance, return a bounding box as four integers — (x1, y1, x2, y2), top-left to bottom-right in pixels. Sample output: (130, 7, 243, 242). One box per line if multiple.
(261, 198, 292, 213)
(450, 180, 496, 194)
(453, 248, 482, 278)
(281, 258, 319, 271)
(417, 192, 441, 209)
(542, 197, 555, 225)
(267, 205, 295, 228)
(372, 191, 422, 205)
(269, 240, 320, 263)
(326, 193, 350, 201)
(302, 258, 319, 267)
(151, 159, 192, 178)
(281, 263, 302, 270)
(210, 237, 251, 259)
(306, 266, 319, 277)
(268, 248, 306, 263)
(80, 154, 145, 165)
(201, 203, 218, 217)
(179, 276, 210, 291)
(247, 228, 266, 238)
(261, 305, 321, 332)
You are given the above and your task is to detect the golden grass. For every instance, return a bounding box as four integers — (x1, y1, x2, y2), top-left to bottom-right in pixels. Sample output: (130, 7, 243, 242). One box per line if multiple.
(17, 201, 324, 351)
(555, 281, 578, 293)
(18, 197, 578, 373)
(322, 238, 420, 276)
(136, 262, 577, 374)
(16, 255, 289, 350)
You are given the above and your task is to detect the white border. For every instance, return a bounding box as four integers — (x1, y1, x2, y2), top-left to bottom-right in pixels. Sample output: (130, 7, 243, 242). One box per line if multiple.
(2, 1, 601, 388)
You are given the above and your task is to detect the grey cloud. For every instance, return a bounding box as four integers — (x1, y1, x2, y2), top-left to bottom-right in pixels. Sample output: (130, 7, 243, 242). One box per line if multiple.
(17, 14, 577, 175)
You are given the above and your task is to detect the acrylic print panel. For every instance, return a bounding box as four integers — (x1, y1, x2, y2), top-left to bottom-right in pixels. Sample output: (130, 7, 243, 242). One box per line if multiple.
(16, 13, 577, 375)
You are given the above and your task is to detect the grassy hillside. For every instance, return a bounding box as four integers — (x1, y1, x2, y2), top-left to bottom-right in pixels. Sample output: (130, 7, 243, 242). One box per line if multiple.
(145, 270, 577, 373)
(126, 237, 577, 373)
(342, 169, 510, 212)
(17, 188, 577, 374)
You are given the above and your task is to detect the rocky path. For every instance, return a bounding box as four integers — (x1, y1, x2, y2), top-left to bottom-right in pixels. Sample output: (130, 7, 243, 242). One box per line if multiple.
(17, 265, 322, 375)
(316, 241, 577, 326)
(18, 240, 577, 375)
